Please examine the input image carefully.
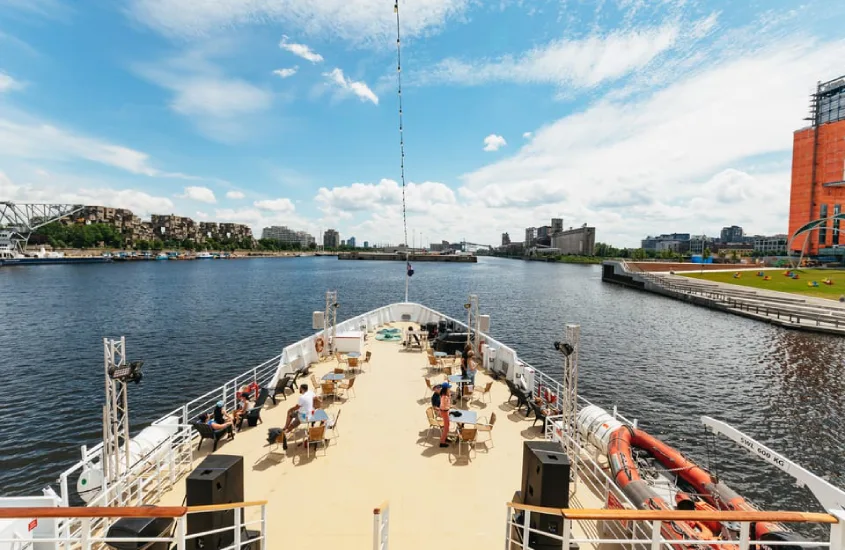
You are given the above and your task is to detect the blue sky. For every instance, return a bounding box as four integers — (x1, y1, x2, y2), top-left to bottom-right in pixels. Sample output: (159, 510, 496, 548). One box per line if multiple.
(1, 0, 844, 247)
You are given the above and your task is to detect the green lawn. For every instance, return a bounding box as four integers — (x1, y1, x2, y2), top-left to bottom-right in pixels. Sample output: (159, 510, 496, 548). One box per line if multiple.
(683, 269, 845, 300)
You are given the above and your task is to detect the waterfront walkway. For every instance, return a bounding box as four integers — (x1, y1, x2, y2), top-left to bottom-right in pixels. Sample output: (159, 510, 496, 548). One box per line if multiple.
(603, 261, 845, 335)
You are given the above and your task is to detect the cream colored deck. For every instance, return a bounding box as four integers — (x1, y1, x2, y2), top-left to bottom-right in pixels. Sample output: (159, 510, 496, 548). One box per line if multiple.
(158, 323, 605, 549)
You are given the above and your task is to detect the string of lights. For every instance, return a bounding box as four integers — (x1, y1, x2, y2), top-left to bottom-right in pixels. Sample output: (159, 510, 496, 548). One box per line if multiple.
(394, 0, 408, 249)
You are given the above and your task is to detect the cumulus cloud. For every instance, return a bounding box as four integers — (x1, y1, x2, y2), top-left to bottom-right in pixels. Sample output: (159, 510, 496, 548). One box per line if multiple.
(272, 66, 298, 78)
(458, 38, 845, 245)
(179, 186, 217, 203)
(522, 132, 532, 139)
(483, 134, 506, 152)
(323, 68, 378, 105)
(279, 37, 323, 63)
(254, 198, 295, 213)
(226, 190, 245, 199)
(0, 170, 175, 217)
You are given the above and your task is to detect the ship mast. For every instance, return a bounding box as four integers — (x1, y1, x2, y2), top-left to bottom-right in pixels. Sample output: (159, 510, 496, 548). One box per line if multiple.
(395, 1, 411, 302)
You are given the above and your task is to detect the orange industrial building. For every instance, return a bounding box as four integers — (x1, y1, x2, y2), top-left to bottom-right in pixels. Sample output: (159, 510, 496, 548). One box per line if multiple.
(789, 76, 845, 256)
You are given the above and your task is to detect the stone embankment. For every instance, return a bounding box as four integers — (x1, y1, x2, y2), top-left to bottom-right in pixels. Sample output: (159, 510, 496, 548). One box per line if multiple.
(602, 260, 845, 335)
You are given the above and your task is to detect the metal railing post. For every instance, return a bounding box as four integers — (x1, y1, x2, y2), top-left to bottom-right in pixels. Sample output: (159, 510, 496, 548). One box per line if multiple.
(234, 505, 242, 550)
(738, 519, 750, 550)
(260, 504, 267, 550)
(650, 520, 662, 550)
(80, 518, 91, 550)
(504, 506, 512, 550)
(372, 510, 380, 550)
(562, 517, 572, 550)
(176, 515, 187, 550)
(522, 510, 531, 550)
(829, 510, 845, 550)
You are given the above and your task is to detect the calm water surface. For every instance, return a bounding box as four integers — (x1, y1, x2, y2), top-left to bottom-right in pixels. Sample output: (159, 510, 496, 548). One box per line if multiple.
(0, 257, 842, 515)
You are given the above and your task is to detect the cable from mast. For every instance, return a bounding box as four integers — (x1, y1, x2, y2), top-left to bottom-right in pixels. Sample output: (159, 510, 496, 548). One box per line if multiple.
(394, 0, 408, 249)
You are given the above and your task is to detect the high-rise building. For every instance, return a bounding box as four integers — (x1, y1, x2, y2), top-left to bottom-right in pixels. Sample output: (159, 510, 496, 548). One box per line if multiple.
(720, 225, 744, 243)
(551, 218, 563, 234)
(347, 236, 356, 248)
(524, 227, 536, 246)
(363, 241, 369, 248)
(501, 232, 510, 246)
(323, 229, 340, 248)
(789, 75, 845, 255)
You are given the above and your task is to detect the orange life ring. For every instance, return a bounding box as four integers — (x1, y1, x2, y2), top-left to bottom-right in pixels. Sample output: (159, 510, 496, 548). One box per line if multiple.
(315, 337, 325, 353)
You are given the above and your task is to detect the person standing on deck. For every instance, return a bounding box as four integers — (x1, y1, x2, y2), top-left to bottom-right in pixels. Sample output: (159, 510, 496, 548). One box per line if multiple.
(438, 382, 452, 448)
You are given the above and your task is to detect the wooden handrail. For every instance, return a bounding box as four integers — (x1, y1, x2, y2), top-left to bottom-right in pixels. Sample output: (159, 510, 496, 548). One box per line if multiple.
(0, 501, 269, 520)
(506, 504, 839, 524)
(373, 500, 389, 515)
(0, 507, 188, 519)
(186, 500, 268, 513)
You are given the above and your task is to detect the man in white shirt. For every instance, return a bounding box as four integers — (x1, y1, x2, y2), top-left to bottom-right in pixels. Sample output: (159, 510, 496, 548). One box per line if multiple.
(283, 384, 315, 433)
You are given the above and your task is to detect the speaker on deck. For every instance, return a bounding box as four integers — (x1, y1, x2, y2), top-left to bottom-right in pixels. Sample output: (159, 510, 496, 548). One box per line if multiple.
(479, 315, 490, 333)
(186, 454, 244, 550)
(521, 441, 571, 550)
(312, 311, 324, 330)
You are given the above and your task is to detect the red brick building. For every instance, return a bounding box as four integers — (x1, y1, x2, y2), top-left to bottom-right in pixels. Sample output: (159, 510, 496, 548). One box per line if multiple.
(789, 76, 845, 255)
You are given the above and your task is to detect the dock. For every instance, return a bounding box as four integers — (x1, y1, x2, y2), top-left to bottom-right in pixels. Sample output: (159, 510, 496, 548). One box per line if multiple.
(338, 252, 477, 262)
(602, 260, 845, 335)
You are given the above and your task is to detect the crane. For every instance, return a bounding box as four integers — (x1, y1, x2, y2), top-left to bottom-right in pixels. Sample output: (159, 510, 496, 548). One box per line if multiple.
(0, 201, 85, 257)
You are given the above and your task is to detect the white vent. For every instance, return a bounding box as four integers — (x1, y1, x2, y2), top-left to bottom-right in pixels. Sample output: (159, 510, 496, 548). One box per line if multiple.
(312, 311, 324, 330)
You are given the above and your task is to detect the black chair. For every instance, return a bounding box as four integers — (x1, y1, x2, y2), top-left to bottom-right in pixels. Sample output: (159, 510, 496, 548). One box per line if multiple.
(191, 421, 231, 452)
(528, 400, 548, 428)
(238, 388, 270, 430)
(268, 375, 293, 405)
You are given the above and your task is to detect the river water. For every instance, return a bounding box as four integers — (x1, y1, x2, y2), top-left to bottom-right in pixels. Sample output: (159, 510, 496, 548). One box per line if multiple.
(0, 256, 842, 515)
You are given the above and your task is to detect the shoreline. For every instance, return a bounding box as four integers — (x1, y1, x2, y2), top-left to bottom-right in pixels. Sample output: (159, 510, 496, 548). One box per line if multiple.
(50, 249, 337, 259)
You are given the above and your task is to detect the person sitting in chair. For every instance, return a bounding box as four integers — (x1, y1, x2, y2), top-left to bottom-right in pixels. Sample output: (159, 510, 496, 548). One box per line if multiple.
(284, 384, 315, 434)
(213, 401, 233, 426)
(198, 412, 234, 439)
(233, 392, 254, 428)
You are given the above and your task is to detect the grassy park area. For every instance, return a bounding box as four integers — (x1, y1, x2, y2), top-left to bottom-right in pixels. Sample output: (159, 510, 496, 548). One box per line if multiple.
(683, 269, 845, 300)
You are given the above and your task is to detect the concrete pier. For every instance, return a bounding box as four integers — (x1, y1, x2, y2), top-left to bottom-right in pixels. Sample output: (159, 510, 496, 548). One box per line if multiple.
(338, 252, 477, 262)
(602, 260, 845, 335)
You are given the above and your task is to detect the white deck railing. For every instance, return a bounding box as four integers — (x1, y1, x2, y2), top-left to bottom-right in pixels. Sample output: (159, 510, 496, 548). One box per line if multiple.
(505, 503, 844, 550)
(0, 501, 267, 550)
(373, 501, 390, 550)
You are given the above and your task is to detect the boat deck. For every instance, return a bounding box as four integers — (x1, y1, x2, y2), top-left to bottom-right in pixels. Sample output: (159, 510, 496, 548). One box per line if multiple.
(157, 323, 605, 549)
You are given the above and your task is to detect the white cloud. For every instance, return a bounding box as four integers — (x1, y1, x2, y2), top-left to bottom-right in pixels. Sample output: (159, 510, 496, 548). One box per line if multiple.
(0, 117, 188, 177)
(179, 186, 216, 203)
(254, 198, 295, 213)
(135, 46, 273, 141)
(316, 179, 455, 216)
(0, 72, 22, 93)
(324, 68, 378, 105)
(415, 22, 680, 89)
(0, 170, 175, 217)
(522, 132, 532, 139)
(272, 66, 298, 78)
(128, 0, 470, 46)
(279, 37, 323, 63)
(457, 38, 845, 246)
(483, 134, 507, 152)
(226, 190, 246, 199)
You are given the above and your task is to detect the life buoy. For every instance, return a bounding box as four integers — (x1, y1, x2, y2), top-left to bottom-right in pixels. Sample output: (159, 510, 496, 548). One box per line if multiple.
(315, 337, 325, 353)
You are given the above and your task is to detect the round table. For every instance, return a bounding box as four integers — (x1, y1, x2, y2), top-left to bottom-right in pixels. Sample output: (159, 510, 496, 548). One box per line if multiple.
(434, 351, 448, 358)
(346, 352, 361, 358)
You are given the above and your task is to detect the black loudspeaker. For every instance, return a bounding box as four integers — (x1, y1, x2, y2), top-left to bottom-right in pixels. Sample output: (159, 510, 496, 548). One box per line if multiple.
(106, 516, 174, 550)
(521, 441, 571, 550)
(186, 454, 244, 550)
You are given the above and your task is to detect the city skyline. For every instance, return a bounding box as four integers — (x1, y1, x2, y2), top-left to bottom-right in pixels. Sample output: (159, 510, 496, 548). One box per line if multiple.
(1, 2, 844, 246)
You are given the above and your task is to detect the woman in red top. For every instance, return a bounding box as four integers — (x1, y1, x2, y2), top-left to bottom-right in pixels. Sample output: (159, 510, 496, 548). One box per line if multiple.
(438, 382, 452, 448)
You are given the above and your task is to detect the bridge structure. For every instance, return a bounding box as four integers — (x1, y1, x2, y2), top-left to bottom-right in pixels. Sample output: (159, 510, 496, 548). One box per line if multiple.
(0, 201, 84, 256)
